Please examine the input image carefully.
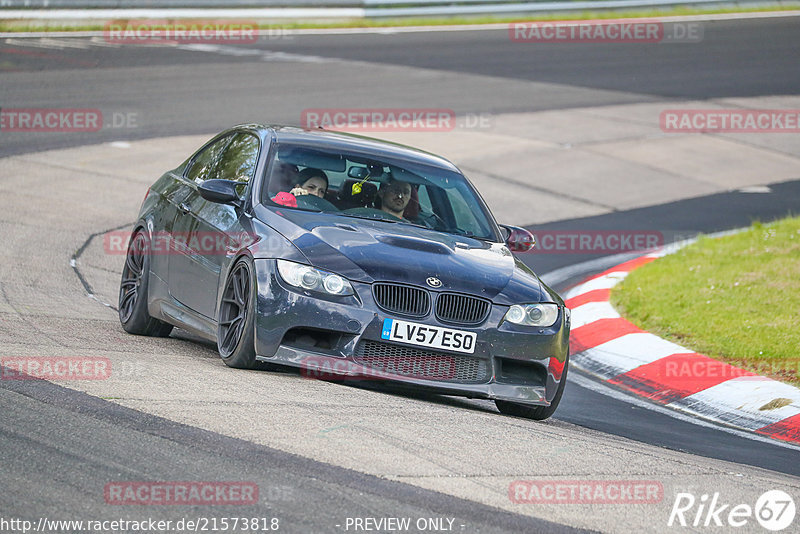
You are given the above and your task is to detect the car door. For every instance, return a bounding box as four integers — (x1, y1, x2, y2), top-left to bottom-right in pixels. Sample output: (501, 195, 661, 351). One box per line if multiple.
(169, 132, 261, 319)
(147, 173, 191, 285)
(167, 133, 234, 315)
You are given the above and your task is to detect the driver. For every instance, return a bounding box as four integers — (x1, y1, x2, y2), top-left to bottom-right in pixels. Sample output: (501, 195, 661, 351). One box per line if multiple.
(377, 178, 412, 220)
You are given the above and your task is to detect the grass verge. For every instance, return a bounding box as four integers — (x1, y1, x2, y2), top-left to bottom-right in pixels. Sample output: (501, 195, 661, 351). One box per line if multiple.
(611, 216, 800, 387)
(1, 5, 799, 33)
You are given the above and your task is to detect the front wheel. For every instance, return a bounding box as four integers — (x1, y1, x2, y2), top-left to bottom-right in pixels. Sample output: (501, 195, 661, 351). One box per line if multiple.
(217, 257, 257, 369)
(495, 356, 568, 421)
(118, 230, 173, 337)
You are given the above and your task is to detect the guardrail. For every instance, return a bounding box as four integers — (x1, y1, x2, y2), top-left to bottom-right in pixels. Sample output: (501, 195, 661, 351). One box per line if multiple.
(365, 0, 756, 17)
(0, 1, 355, 6)
(0, 0, 787, 18)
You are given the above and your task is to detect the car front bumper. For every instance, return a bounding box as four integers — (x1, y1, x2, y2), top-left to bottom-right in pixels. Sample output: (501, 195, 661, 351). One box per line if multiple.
(252, 259, 570, 406)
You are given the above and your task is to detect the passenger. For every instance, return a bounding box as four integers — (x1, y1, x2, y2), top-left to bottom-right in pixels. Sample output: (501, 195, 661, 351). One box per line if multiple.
(270, 162, 300, 207)
(290, 168, 328, 199)
(377, 178, 412, 220)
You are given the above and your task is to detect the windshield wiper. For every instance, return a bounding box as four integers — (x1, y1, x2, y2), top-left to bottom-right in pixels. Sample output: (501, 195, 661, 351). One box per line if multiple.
(438, 229, 495, 242)
(340, 213, 400, 224)
(341, 214, 431, 230)
(396, 220, 430, 230)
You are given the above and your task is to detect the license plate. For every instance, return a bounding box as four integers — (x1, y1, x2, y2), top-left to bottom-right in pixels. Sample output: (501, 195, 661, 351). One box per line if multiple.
(380, 318, 476, 354)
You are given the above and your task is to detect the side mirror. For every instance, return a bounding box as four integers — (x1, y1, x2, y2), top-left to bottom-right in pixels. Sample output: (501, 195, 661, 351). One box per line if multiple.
(499, 224, 535, 252)
(199, 179, 242, 206)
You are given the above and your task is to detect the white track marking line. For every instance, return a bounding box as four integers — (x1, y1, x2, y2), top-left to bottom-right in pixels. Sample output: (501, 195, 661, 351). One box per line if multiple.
(6, 37, 92, 50)
(174, 43, 330, 63)
(88, 36, 122, 48)
(4, 38, 83, 50)
(5, 36, 120, 50)
(38, 38, 92, 49)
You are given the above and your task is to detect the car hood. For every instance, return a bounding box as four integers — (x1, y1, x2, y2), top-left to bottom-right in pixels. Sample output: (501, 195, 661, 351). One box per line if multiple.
(259, 208, 548, 304)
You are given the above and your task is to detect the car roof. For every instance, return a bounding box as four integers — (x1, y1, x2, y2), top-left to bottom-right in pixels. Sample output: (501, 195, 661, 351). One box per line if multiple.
(234, 124, 462, 174)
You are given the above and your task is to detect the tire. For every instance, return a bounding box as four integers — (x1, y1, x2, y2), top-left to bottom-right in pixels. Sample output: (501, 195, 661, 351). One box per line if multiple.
(118, 230, 174, 337)
(217, 257, 258, 369)
(495, 356, 569, 421)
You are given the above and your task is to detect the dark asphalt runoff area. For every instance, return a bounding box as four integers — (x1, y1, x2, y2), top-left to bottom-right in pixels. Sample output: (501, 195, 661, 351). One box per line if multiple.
(1, 15, 798, 529)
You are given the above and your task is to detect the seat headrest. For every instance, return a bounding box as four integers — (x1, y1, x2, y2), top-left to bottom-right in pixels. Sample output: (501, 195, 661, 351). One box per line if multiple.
(339, 179, 378, 204)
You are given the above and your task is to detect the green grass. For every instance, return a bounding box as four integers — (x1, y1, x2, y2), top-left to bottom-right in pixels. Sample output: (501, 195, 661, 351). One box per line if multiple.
(611, 216, 800, 387)
(1, 5, 799, 33)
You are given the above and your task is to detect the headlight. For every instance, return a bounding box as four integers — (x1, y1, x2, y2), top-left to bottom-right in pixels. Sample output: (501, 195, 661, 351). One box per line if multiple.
(276, 260, 354, 296)
(504, 303, 559, 327)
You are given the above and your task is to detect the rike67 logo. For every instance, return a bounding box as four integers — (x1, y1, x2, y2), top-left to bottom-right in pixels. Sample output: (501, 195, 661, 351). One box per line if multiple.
(668, 490, 795, 531)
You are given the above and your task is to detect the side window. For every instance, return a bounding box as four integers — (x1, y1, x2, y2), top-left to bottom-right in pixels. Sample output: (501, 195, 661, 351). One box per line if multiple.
(185, 135, 232, 184)
(212, 133, 260, 186)
(416, 185, 434, 213)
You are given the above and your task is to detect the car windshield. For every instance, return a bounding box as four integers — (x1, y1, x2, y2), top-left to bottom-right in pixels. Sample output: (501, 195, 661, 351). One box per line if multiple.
(263, 142, 499, 241)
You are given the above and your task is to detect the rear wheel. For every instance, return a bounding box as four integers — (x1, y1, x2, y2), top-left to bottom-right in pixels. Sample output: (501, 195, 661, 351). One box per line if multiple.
(217, 257, 257, 369)
(495, 356, 569, 421)
(118, 230, 173, 337)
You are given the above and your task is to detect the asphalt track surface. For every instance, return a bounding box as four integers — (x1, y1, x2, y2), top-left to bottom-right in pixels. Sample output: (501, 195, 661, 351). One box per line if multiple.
(1, 16, 799, 532)
(1, 377, 576, 533)
(2, 16, 800, 157)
